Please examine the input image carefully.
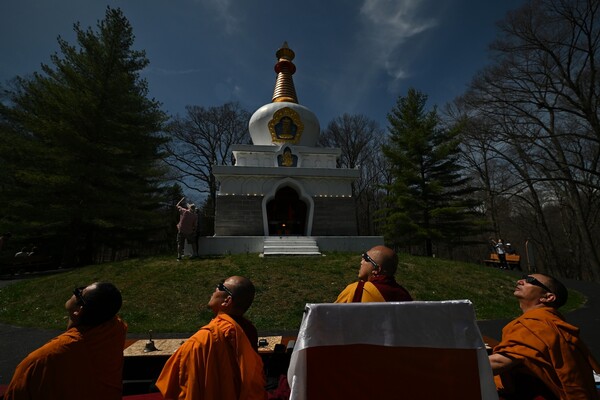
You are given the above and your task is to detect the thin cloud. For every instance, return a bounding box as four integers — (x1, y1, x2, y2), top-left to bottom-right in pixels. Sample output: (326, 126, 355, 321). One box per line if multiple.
(198, 0, 240, 35)
(359, 0, 438, 83)
(360, 0, 437, 43)
(323, 0, 439, 118)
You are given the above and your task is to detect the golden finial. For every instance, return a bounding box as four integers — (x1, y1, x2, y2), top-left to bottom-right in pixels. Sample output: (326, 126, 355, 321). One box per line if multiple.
(276, 41, 295, 62)
(272, 41, 298, 103)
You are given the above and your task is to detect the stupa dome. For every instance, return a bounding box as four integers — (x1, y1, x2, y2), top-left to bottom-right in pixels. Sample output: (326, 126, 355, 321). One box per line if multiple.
(248, 42, 320, 147)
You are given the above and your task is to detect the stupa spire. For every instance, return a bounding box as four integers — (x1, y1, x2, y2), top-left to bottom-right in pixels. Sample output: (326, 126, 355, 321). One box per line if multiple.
(272, 41, 298, 103)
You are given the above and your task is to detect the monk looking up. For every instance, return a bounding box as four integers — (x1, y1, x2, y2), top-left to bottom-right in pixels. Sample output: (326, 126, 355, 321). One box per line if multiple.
(4, 282, 127, 400)
(335, 245, 412, 303)
(489, 274, 600, 399)
(156, 275, 267, 400)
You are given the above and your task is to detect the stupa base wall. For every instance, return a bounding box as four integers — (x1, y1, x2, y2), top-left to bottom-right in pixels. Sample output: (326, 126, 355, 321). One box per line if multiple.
(310, 197, 357, 235)
(214, 195, 358, 236)
(215, 195, 264, 236)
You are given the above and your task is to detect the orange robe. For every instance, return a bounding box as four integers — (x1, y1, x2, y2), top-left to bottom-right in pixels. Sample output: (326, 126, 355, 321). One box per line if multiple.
(4, 316, 127, 400)
(334, 281, 386, 303)
(493, 307, 600, 399)
(155, 313, 267, 400)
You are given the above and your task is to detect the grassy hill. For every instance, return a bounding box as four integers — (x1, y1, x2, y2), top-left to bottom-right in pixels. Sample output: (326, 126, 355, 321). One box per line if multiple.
(0, 253, 584, 334)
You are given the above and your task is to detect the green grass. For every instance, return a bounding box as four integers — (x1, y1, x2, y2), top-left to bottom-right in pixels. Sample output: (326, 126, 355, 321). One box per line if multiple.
(0, 253, 585, 334)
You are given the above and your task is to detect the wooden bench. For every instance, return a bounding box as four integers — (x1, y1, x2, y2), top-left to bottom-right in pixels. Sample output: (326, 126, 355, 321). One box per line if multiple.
(483, 253, 521, 269)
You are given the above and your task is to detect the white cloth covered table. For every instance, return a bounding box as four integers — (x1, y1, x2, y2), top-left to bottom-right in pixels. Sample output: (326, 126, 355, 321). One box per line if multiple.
(288, 300, 498, 400)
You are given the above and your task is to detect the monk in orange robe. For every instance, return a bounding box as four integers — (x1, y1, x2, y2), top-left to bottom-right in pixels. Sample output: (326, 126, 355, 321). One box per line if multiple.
(335, 245, 412, 303)
(4, 282, 127, 400)
(156, 276, 267, 400)
(489, 274, 600, 399)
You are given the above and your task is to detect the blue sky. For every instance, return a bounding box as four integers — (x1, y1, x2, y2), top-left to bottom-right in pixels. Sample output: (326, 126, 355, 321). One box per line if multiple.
(1, 0, 526, 129)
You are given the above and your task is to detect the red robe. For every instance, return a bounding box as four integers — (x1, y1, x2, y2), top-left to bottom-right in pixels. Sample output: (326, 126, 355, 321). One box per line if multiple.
(156, 313, 267, 400)
(4, 316, 127, 400)
(335, 275, 413, 303)
(493, 307, 600, 399)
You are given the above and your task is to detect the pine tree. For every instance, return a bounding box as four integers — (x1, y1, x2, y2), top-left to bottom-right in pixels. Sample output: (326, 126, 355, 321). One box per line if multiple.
(0, 7, 168, 265)
(381, 88, 480, 256)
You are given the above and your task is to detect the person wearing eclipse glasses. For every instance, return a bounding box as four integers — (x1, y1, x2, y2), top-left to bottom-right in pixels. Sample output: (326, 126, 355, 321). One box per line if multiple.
(4, 282, 127, 400)
(334, 245, 412, 303)
(156, 276, 267, 400)
(489, 273, 600, 399)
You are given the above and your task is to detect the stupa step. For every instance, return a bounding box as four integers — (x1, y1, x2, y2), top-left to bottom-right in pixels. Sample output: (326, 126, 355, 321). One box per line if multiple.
(262, 236, 321, 256)
(264, 241, 317, 246)
(263, 252, 322, 256)
(263, 250, 321, 255)
(264, 246, 319, 251)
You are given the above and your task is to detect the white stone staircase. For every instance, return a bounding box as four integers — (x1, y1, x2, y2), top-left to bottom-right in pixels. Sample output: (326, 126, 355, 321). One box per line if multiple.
(262, 236, 321, 256)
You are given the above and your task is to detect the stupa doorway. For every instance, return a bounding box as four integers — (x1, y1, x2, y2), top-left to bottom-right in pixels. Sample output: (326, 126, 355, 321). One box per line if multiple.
(266, 186, 308, 235)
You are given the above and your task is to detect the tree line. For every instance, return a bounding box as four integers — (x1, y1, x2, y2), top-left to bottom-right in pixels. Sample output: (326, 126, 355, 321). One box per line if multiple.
(1, 1, 598, 281)
(0, 7, 182, 267)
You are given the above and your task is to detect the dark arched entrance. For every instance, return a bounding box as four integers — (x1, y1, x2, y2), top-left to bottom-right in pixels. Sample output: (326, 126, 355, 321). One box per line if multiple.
(266, 186, 307, 235)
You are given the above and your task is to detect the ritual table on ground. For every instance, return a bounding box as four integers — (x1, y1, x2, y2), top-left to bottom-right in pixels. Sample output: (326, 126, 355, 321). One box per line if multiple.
(122, 335, 290, 396)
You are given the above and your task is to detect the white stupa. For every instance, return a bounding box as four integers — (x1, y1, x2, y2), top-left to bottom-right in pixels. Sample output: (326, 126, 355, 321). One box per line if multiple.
(206, 43, 382, 255)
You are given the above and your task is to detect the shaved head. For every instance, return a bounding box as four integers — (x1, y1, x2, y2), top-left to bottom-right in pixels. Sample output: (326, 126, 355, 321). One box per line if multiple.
(369, 246, 398, 275)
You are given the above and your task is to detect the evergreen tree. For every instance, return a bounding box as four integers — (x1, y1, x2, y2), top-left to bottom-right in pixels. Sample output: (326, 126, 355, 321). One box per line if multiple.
(0, 7, 168, 266)
(381, 88, 480, 256)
